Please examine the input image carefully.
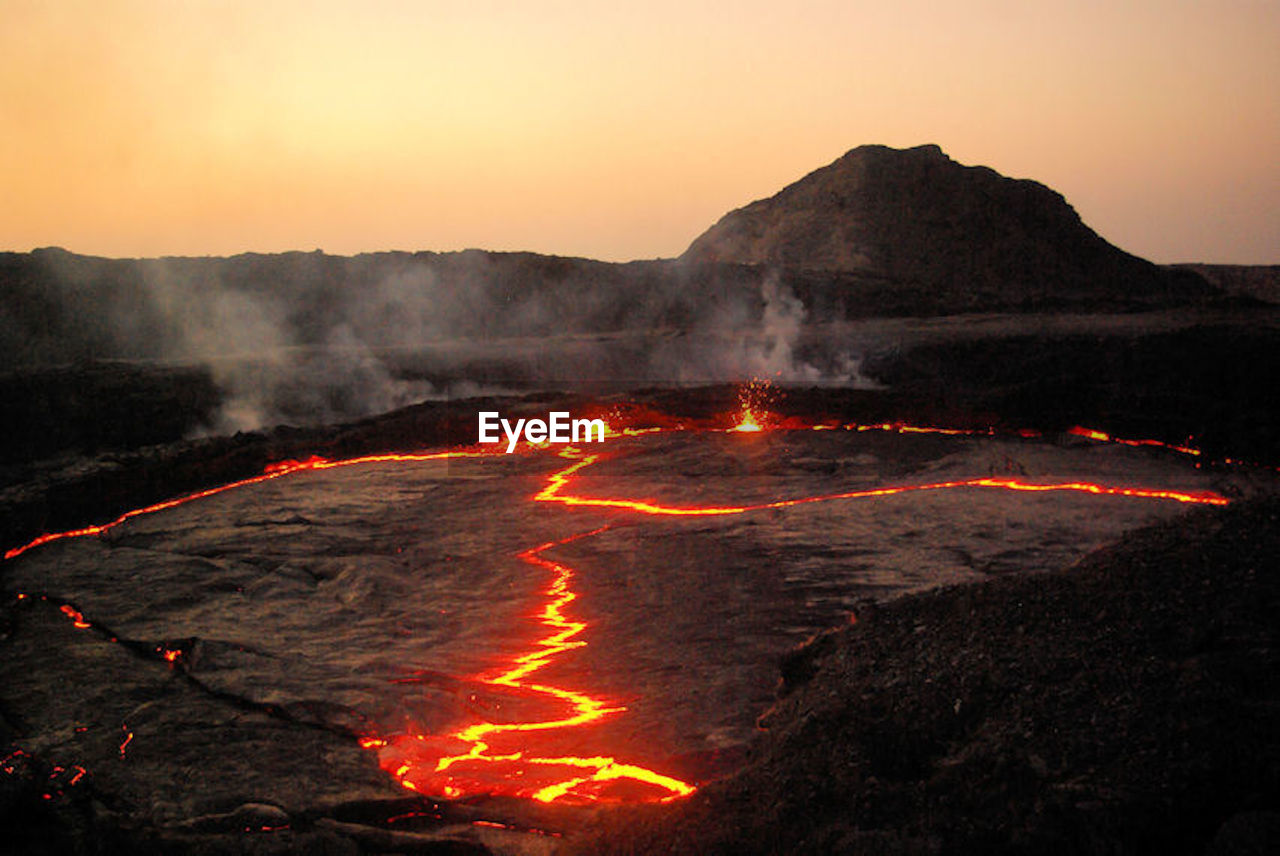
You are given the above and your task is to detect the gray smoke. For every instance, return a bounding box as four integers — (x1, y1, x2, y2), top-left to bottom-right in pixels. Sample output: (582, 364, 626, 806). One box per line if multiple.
(133, 260, 438, 433)
(2, 248, 876, 434)
(648, 271, 877, 387)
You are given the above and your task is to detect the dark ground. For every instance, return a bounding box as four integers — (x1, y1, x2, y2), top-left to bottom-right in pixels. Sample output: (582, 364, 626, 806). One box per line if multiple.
(570, 496, 1280, 855)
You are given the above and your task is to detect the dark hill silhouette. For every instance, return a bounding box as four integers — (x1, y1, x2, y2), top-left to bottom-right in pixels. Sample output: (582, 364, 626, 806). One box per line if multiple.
(682, 143, 1215, 309)
(0, 143, 1253, 451)
(1, 145, 1232, 373)
(1172, 263, 1280, 304)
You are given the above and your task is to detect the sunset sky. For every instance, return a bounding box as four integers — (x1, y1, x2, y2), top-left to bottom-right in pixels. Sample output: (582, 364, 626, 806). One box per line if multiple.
(3, 1, 1277, 264)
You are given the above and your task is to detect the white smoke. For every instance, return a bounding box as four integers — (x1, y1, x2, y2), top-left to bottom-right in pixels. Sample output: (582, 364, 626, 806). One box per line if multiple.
(138, 259, 444, 433)
(651, 271, 878, 387)
(9, 249, 880, 435)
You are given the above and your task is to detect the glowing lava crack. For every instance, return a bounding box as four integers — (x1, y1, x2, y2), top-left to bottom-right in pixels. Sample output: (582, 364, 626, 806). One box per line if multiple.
(2, 402, 1236, 810)
(376, 529, 696, 804)
(534, 450, 1228, 516)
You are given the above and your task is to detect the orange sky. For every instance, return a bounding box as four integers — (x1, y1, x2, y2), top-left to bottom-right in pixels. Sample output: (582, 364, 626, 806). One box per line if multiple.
(2, 1, 1276, 263)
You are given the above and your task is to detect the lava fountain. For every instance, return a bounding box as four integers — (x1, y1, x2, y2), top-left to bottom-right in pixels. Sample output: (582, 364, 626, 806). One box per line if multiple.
(728, 377, 776, 432)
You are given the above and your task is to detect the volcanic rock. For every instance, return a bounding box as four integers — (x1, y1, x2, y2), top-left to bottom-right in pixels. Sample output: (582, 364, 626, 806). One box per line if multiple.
(1172, 263, 1280, 305)
(682, 143, 1215, 309)
(572, 495, 1280, 855)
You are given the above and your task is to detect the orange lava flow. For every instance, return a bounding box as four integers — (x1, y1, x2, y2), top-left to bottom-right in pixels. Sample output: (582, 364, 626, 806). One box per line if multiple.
(377, 528, 696, 804)
(535, 450, 1230, 516)
(59, 604, 91, 629)
(1068, 425, 1202, 457)
(848, 421, 993, 436)
(3, 449, 490, 561)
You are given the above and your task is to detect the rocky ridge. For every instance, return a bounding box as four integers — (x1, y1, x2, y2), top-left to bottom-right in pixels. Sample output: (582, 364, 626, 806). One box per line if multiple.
(682, 143, 1215, 309)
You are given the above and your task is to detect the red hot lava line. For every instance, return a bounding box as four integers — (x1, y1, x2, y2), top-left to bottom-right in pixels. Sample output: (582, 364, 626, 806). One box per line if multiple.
(3, 450, 493, 562)
(3, 399, 1234, 809)
(1066, 425, 1202, 457)
(374, 528, 696, 804)
(534, 449, 1229, 516)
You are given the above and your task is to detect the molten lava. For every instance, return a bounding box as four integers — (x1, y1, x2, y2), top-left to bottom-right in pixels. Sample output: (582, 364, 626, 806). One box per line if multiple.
(534, 450, 1228, 516)
(59, 604, 91, 629)
(3, 449, 492, 561)
(1067, 425, 1202, 457)
(376, 528, 695, 804)
(2, 387, 1242, 812)
(728, 377, 777, 432)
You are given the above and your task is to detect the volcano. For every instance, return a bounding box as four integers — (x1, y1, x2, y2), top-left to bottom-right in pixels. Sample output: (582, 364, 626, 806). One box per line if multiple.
(682, 143, 1214, 309)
